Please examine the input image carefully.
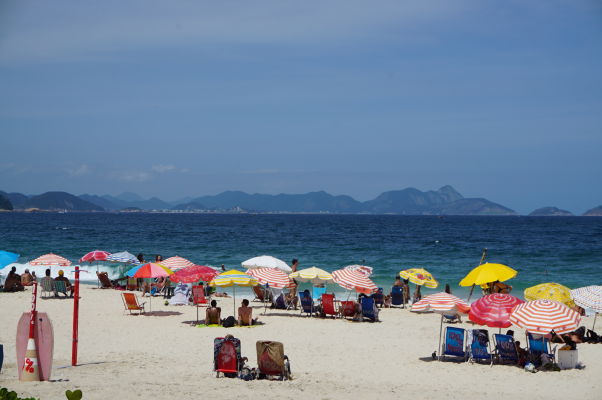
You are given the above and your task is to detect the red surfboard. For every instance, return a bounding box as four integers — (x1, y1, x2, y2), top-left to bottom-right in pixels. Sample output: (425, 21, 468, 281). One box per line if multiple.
(16, 312, 54, 381)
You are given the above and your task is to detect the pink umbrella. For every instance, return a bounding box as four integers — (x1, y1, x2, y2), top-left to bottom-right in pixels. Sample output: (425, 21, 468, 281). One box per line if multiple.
(30, 253, 71, 267)
(160, 256, 195, 271)
(343, 264, 373, 277)
(130, 263, 173, 312)
(411, 292, 470, 314)
(169, 265, 219, 284)
(469, 293, 524, 328)
(332, 269, 377, 294)
(79, 250, 111, 263)
(246, 268, 293, 289)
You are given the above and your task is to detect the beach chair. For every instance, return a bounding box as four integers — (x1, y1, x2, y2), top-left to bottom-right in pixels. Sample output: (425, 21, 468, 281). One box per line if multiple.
(214, 336, 247, 378)
(373, 288, 384, 308)
(299, 291, 314, 317)
(391, 286, 405, 308)
(192, 285, 209, 324)
(54, 280, 69, 297)
(312, 286, 326, 301)
(361, 297, 379, 322)
(339, 301, 357, 319)
(321, 293, 338, 318)
(256, 341, 291, 380)
(121, 292, 146, 315)
(39, 277, 55, 297)
(253, 285, 273, 303)
(97, 272, 113, 289)
(469, 329, 493, 365)
(439, 326, 467, 361)
(527, 332, 556, 365)
(273, 293, 293, 310)
(493, 334, 519, 365)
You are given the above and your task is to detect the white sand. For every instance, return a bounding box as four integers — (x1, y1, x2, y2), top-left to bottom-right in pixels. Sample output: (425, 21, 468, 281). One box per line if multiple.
(1, 286, 601, 400)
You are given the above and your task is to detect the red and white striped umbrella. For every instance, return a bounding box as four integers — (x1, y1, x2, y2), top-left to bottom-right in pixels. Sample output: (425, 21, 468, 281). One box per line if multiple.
(246, 268, 292, 289)
(29, 253, 71, 267)
(332, 269, 378, 294)
(411, 292, 470, 314)
(79, 250, 111, 263)
(469, 293, 524, 328)
(160, 256, 195, 271)
(509, 299, 582, 335)
(343, 264, 373, 277)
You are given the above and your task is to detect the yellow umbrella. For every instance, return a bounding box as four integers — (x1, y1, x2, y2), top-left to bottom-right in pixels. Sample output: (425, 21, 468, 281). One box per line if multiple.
(459, 263, 517, 287)
(399, 268, 438, 288)
(524, 283, 575, 308)
(209, 269, 259, 317)
(289, 266, 333, 284)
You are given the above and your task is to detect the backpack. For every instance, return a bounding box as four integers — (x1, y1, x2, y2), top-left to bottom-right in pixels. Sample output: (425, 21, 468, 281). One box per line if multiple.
(222, 316, 236, 328)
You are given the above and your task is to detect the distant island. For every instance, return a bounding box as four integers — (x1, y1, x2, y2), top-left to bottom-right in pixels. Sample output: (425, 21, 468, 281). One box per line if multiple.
(583, 206, 602, 217)
(0, 187, 599, 216)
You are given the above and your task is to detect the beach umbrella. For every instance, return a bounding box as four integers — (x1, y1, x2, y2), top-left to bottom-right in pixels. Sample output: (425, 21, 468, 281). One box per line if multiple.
(570, 285, 602, 330)
(79, 250, 111, 263)
(524, 282, 575, 308)
(509, 299, 581, 335)
(247, 267, 293, 289)
(106, 251, 139, 264)
(289, 266, 333, 284)
(169, 265, 219, 284)
(343, 265, 373, 277)
(29, 253, 71, 267)
(242, 255, 292, 273)
(468, 293, 524, 329)
(332, 269, 378, 294)
(399, 268, 439, 288)
(128, 263, 174, 312)
(0, 250, 19, 268)
(209, 269, 259, 317)
(411, 292, 470, 360)
(459, 263, 517, 287)
(160, 256, 195, 271)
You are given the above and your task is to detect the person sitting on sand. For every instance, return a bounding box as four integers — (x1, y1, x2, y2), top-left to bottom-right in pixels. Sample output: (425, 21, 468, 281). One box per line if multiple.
(490, 280, 512, 294)
(21, 269, 34, 286)
(3, 266, 24, 292)
(54, 270, 74, 297)
(206, 299, 221, 325)
(238, 299, 257, 326)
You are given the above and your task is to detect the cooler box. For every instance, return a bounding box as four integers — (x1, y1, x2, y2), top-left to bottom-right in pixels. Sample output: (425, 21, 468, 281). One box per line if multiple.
(557, 349, 578, 370)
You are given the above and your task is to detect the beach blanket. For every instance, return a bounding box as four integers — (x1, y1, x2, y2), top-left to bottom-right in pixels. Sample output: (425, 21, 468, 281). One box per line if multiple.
(169, 283, 190, 305)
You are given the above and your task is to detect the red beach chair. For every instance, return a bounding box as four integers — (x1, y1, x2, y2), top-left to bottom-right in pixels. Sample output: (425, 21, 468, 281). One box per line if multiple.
(214, 336, 247, 378)
(340, 301, 357, 319)
(192, 285, 209, 324)
(121, 293, 145, 315)
(256, 341, 291, 380)
(321, 293, 338, 318)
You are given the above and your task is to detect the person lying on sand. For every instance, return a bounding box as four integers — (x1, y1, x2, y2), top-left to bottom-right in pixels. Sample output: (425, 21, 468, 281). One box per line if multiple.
(238, 299, 257, 326)
(206, 300, 221, 325)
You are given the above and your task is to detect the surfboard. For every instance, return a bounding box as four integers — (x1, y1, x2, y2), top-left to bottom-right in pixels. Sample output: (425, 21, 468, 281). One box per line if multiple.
(16, 312, 54, 381)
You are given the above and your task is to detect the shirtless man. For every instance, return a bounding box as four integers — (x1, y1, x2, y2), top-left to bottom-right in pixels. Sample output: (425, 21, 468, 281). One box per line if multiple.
(490, 280, 512, 294)
(238, 299, 256, 326)
(205, 300, 221, 325)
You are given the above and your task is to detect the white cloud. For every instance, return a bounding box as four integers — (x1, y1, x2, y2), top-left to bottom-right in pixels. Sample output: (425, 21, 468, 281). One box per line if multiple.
(151, 164, 175, 173)
(67, 164, 90, 177)
(118, 171, 152, 182)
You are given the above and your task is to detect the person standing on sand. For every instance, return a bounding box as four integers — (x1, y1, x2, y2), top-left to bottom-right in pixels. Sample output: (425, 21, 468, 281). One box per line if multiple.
(412, 285, 422, 304)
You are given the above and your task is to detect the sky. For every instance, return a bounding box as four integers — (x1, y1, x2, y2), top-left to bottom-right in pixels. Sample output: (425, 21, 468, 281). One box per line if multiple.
(0, 1, 601, 214)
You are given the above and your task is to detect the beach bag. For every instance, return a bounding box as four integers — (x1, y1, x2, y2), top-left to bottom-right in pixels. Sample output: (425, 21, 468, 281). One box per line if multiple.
(222, 316, 236, 328)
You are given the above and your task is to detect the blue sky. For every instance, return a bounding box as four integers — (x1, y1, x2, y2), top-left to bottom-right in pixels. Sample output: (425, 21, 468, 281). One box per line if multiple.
(0, 1, 601, 213)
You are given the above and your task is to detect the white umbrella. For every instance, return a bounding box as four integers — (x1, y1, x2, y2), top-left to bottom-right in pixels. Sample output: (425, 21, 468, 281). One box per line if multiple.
(242, 255, 292, 273)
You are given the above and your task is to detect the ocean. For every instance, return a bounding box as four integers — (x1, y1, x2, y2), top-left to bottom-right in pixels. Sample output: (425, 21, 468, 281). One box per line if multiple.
(1, 213, 601, 299)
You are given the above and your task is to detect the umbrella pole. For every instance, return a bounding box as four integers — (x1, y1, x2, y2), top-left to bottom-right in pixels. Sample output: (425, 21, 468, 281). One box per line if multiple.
(233, 286, 236, 319)
(467, 284, 476, 303)
(467, 249, 488, 303)
(593, 313, 598, 331)
(438, 314, 444, 360)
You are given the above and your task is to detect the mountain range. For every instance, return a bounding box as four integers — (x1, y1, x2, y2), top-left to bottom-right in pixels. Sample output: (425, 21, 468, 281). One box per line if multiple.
(1, 187, 600, 216)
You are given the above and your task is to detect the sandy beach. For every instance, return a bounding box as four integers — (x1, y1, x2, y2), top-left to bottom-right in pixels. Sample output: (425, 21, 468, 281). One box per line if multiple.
(1, 286, 601, 400)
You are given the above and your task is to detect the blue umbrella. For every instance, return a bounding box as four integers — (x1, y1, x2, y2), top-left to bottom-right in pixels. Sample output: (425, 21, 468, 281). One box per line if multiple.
(0, 251, 19, 268)
(125, 264, 143, 277)
(107, 251, 139, 264)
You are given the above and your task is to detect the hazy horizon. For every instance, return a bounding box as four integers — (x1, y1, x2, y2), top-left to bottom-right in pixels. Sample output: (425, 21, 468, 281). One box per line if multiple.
(1, 1, 600, 215)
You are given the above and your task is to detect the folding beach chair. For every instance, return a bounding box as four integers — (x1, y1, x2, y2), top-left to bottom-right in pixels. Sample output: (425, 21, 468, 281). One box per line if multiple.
(299, 291, 314, 317)
(340, 301, 357, 319)
(469, 329, 493, 365)
(256, 341, 291, 380)
(97, 272, 113, 289)
(391, 286, 405, 308)
(253, 285, 273, 302)
(373, 288, 385, 308)
(39, 277, 55, 298)
(527, 332, 556, 366)
(214, 336, 247, 378)
(54, 280, 69, 297)
(321, 293, 338, 318)
(439, 326, 467, 361)
(273, 293, 293, 310)
(493, 334, 519, 365)
(361, 297, 379, 322)
(191, 285, 209, 323)
(121, 292, 146, 315)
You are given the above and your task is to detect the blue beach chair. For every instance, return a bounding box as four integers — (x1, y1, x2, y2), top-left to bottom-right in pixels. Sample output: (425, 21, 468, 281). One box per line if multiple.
(299, 291, 314, 317)
(391, 286, 404, 308)
(372, 288, 384, 308)
(469, 329, 493, 365)
(527, 333, 556, 365)
(493, 334, 519, 365)
(440, 326, 467, 361)
(361, 296, 379, 322)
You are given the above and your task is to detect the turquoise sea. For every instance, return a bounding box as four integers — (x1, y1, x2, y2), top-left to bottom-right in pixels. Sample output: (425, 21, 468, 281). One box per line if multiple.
(1, 213, 601, 299)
